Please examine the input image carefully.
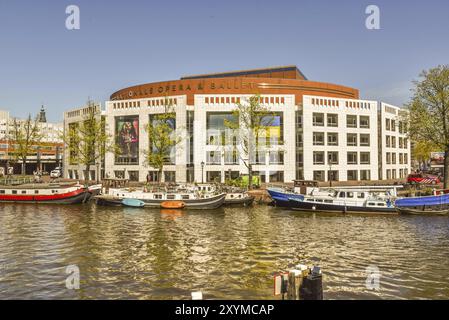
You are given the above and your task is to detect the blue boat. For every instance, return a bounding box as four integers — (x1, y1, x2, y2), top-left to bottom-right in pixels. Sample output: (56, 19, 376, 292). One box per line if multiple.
(267, 188, 304, 207)
(122, 198, 145, 208)
(395, 193, 449, 208)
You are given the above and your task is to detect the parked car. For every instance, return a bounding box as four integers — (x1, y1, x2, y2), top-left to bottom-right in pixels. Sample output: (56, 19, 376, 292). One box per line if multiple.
(50, 167, 62, 178)
(407, 173, 440, 185)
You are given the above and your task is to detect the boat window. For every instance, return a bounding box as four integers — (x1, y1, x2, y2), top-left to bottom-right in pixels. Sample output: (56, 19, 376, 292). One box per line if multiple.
(377, 203, 385, 207)
(167, 195, 176, 200)
(35, 190, 39, 194)
(339, 192, 345, 198)
(21, 191, 26, 194)
(346, 192, 354, 198)
(0, 190, 5, 194)
(154, 194, 163, 200)
(368, 202, 376, 206)
(182, 195, 190, 200)
(316, 199, 323, 203)
(12, 190, 17, 195)
(358, 192, 365, 199)
(324, 200, 333, 204)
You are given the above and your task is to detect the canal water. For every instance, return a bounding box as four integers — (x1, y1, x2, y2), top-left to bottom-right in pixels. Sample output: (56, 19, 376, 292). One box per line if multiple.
(1, 203, 449, 300)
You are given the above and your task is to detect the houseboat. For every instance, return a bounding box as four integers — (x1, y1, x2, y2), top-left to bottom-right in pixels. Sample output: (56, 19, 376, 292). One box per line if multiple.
(0, 183, 89, 204)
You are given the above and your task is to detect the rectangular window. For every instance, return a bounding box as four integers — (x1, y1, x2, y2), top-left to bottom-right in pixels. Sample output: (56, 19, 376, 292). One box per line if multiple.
(206, 151, 221, 165)
(346, 115, 357, 128)
(360, 170, 371, 181)
(164, 171, 176, 183)
(269, 151, 284, 165)
(347, 170, 358, 181)
(327, 133, 338, 146)
(328, 152, 339, 165)
(128, 171, 139, 182)
(313, 151, 325, 165)
(360, 152, 370, 164)
(206, 112, 238, 146)
(327, 114, 338, 127)
(251, 151, 266, 165)
(386, 136, 391, 148)
(269, 171, 284, 183)
(392, 153, 397, 164)
(392, 136, 396, 148)
(391, 120, 396, 132)
(347, 133, 357, 146)
(360, 134, 370, 147)
(386, 153, 391, 164)
(386, 118, 391, 131)
(260, 113, 284, 146)
(313, 171, 325, 182)
(313, 113, 324, 126)
(313, 132, 325, 146)
(360, 116, 370, 128)
(224, 150, 239, 165)
(206, 171, 221, 183)
(328, 170, 339, 182)
(347, 152, 358, 165)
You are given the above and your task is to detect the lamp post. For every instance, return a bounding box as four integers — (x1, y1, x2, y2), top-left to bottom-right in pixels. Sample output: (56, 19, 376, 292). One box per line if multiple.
(201, 161, 205, 184)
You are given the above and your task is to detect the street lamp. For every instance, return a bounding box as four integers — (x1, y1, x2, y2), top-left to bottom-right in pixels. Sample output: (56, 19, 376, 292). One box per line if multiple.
(201, 161, 205, 184)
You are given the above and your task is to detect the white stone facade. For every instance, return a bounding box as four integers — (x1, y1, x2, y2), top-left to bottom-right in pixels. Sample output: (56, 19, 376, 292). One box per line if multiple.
(95, 94, 411, 183)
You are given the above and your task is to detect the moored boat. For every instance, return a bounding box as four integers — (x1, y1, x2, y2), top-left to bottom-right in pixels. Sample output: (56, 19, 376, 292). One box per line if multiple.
(95, 187, 226, 210)
(395, 207, 449, 215)
(0, 183, 88, 204)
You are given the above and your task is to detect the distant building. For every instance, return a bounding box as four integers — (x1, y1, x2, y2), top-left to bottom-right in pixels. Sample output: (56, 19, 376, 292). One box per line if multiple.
(63, 102, 104, 180)
(0, 109, 63, 175)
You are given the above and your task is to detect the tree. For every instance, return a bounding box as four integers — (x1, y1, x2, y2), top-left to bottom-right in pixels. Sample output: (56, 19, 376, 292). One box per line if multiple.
(406, 65, 449, 188)
(412, 140, 438, 168)
(62, 101, 116, 184)
(144, 98, 182, 183)
(8, 114, 43, 175)
(225, 95, 275, 190)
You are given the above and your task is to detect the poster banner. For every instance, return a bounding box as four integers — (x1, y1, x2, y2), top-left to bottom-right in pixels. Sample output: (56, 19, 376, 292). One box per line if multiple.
(430, 152, 445, 166)
(115, 116, 139, 164)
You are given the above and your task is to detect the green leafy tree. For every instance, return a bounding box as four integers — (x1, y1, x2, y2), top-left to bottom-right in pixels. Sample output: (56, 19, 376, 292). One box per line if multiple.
(225, 95, 275, 190)
(144, 99, 182, 183)
(8, 114, 43, 175)
(406, 65, 449, 187)
(62, 101, 116, 184)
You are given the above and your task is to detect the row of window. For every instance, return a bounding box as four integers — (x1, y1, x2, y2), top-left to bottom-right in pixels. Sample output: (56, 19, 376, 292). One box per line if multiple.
(386, 136, 409, 149)
(313, 170, 372, 182)
(310, 98, 372, 110)
(313, 151, 371, 165)
(386, 153, 409, 165)
(312, 113, 370, 128)
(312, 132, 371, 147)
(386, 168, 409, 180)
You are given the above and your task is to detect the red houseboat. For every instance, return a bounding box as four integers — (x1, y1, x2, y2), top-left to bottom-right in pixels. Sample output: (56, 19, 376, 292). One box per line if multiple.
(0, 183, 89, 204)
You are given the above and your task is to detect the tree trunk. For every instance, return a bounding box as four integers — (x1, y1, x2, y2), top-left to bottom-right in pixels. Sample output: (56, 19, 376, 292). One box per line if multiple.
(248, 163, 253, 190)
(21, 158, 26, 176)
(444, 149, 449, 189)
(158, 168, 163, 184)
(82, 164, 91, 203)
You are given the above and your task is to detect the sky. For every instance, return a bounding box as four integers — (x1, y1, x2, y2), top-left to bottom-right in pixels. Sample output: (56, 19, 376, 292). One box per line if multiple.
(0, 0, 448, 122)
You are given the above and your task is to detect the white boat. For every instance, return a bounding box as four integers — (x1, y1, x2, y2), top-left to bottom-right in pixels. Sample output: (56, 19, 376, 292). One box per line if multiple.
(95, 186, 226, 210)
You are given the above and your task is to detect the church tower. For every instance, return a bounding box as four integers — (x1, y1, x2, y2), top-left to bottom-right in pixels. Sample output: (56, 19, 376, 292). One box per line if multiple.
(38, 105, 47, 123)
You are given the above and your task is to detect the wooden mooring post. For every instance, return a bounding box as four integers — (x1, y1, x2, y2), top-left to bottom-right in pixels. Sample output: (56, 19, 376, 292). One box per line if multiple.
(275, 265, 323, 300)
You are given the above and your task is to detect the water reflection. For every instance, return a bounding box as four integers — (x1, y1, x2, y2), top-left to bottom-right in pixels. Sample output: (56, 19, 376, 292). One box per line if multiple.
(1, 203, 449, 299)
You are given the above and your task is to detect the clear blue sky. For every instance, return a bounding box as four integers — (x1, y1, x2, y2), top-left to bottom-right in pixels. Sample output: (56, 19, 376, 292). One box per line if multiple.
(0, 0, 448, 122)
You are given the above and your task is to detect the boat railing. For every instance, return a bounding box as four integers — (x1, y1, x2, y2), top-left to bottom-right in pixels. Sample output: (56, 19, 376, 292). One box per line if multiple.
(0, 177, 35, 186)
